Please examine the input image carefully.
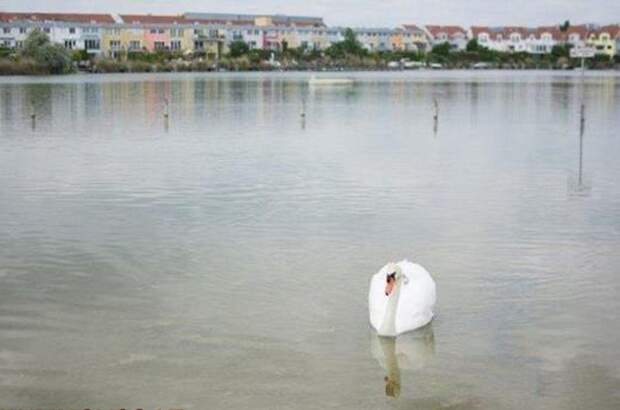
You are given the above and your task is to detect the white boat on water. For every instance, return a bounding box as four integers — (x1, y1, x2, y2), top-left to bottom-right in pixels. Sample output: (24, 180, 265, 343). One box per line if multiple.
(308, 76, 355, 86)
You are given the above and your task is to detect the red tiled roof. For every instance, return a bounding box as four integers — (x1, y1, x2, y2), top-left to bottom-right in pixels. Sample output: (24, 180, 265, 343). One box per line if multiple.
(596, 24, 620, 38)
(534, 26, 564, 41)
(470, 26, 490, 38)
(0, 12, 114, 23)
(425, 25, 466, 39)
(402, 24, 424, 32)
(120, 14, 186, 24)
(565, 25, 589, 39)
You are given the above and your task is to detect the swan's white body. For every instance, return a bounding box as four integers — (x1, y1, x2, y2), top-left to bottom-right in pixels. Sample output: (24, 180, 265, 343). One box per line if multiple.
(368, 260, 436, 336)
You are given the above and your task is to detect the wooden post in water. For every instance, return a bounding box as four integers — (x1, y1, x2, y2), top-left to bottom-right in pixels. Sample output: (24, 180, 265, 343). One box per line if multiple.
(579, 58, 585, 187)
(433, 99, 439, 136)
(163, 97, 169, 131)
(30, 100, 36, 130)
(300, 94, 307, 130)
(570, 46, 594, 190)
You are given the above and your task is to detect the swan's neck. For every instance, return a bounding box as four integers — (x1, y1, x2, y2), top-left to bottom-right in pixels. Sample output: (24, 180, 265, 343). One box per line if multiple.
(380, 277, 402, 336)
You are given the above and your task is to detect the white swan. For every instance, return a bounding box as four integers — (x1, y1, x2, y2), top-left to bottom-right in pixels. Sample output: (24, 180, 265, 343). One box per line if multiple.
(368, 260, 436, 336)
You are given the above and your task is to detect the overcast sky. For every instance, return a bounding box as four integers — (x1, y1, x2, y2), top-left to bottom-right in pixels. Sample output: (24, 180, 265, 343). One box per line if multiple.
(3, 0, 619, 27)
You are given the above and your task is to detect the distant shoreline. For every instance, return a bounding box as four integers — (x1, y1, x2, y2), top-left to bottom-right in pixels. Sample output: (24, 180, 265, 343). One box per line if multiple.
(1, 65, 619, 77)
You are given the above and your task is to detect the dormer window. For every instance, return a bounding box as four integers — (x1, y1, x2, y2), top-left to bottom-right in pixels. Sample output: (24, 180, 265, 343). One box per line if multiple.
(569, 33, 579, 42)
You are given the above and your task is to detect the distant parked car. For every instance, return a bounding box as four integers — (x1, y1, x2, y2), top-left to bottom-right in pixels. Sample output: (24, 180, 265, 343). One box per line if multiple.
(473, 62, 490, 69)
(403, 60, 425, 69)
(430, 63, 443, 69)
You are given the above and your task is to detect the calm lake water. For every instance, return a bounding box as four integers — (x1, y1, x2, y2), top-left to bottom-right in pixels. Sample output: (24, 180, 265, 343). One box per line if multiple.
(0, 71, 619, 409)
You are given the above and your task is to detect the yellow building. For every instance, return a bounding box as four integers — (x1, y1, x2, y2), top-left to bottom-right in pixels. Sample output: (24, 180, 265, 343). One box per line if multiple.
(587, 25, 619, 57)
(390, 29, 404, 51)
(101, 26, 122, 56)
(402, 25, 430, 52)
(119, 27, 145, 52)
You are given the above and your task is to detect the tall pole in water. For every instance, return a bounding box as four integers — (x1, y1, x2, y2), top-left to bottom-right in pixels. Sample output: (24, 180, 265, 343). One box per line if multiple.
(579, 57, 585, 187)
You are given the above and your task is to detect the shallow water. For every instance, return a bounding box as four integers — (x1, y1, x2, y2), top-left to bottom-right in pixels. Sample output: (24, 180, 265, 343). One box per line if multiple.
(0, 71, 619, 409)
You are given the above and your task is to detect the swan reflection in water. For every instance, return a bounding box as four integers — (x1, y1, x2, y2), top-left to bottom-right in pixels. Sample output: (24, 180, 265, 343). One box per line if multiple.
(370, 324, 435, 398)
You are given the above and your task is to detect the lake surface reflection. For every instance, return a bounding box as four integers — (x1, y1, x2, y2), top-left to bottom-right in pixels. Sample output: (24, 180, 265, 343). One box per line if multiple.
(1, 71, 619, 409)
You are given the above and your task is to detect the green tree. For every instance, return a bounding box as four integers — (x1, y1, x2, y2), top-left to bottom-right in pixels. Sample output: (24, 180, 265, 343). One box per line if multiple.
(325, 28, 366, 59)
(560, 20, 570, 32)
(228, 41, 249, 58)
(431, 42, 452, 57)
(342, 28, 365, 55)
(21, 29, 72, 74)
(551, 44, 570, 59)
(466, 38, 480, 52)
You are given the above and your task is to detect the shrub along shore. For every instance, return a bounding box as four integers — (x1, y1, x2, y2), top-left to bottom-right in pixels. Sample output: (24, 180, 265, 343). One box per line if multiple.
(1, 29, 618, 76)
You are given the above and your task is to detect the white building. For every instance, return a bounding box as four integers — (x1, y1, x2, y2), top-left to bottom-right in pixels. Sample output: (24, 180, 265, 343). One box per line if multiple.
(425, 25, 468, 51)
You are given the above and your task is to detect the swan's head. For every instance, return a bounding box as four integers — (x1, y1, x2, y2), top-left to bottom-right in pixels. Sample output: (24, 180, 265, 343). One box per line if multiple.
(384, 264, 402, 296)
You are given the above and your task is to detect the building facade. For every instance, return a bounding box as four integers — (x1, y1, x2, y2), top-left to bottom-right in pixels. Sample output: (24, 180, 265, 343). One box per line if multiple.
(1, 11, 618, 58)
(425, 25, 468, 51)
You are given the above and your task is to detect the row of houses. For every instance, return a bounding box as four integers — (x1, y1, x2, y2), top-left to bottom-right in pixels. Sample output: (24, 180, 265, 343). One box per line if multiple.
(1, 11, 619, 58)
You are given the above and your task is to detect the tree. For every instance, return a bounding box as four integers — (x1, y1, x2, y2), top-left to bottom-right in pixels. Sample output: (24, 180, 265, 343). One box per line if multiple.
(21, 29, 72, 74)
(560, 20, 570, 32)
(431, 42, 452, 57)
(551, 44, 570, 59)
(228, 40, 249, 58)
(466, 38, 480, 52)
(325, 28, 366, 59)
(342, 28, 365, 55)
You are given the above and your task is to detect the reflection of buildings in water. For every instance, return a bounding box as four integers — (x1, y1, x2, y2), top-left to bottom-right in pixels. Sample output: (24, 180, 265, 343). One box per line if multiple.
(370, 324, 435, 399)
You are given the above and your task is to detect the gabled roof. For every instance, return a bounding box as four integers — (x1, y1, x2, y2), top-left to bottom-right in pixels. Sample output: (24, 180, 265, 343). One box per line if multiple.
(119, 14, 187, 25)
(402, 24, 424, 33)
(0, 12, 115, 24)
(425, 25, 467, 39)
(596, 24, 620, 38)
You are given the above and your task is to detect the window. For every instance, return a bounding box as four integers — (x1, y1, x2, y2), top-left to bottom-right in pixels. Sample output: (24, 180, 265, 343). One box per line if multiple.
(194, 40, 204, 50)
(15, 40, 23, 48)
(85, 39, 100, 50)
(64, 39, 76, 49)
(69, 27, 76, 34)
(129, 40, 141, 50)
(150, 29, 157, 34)
(109, 40, 121, 49)
(154, 41, 166, 50)
(194, 28, 202, 35)
(1, 40, 10, 47)
(43, 27, 51, 33)
(20, 27, 27, 34)
(158, 29, 164, 34)
(2, 27, 10, 34)
(170, 40, 181, 50)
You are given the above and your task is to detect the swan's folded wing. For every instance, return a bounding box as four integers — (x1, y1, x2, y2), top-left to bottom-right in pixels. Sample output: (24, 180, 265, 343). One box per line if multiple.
(395, 262, 436, 334)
